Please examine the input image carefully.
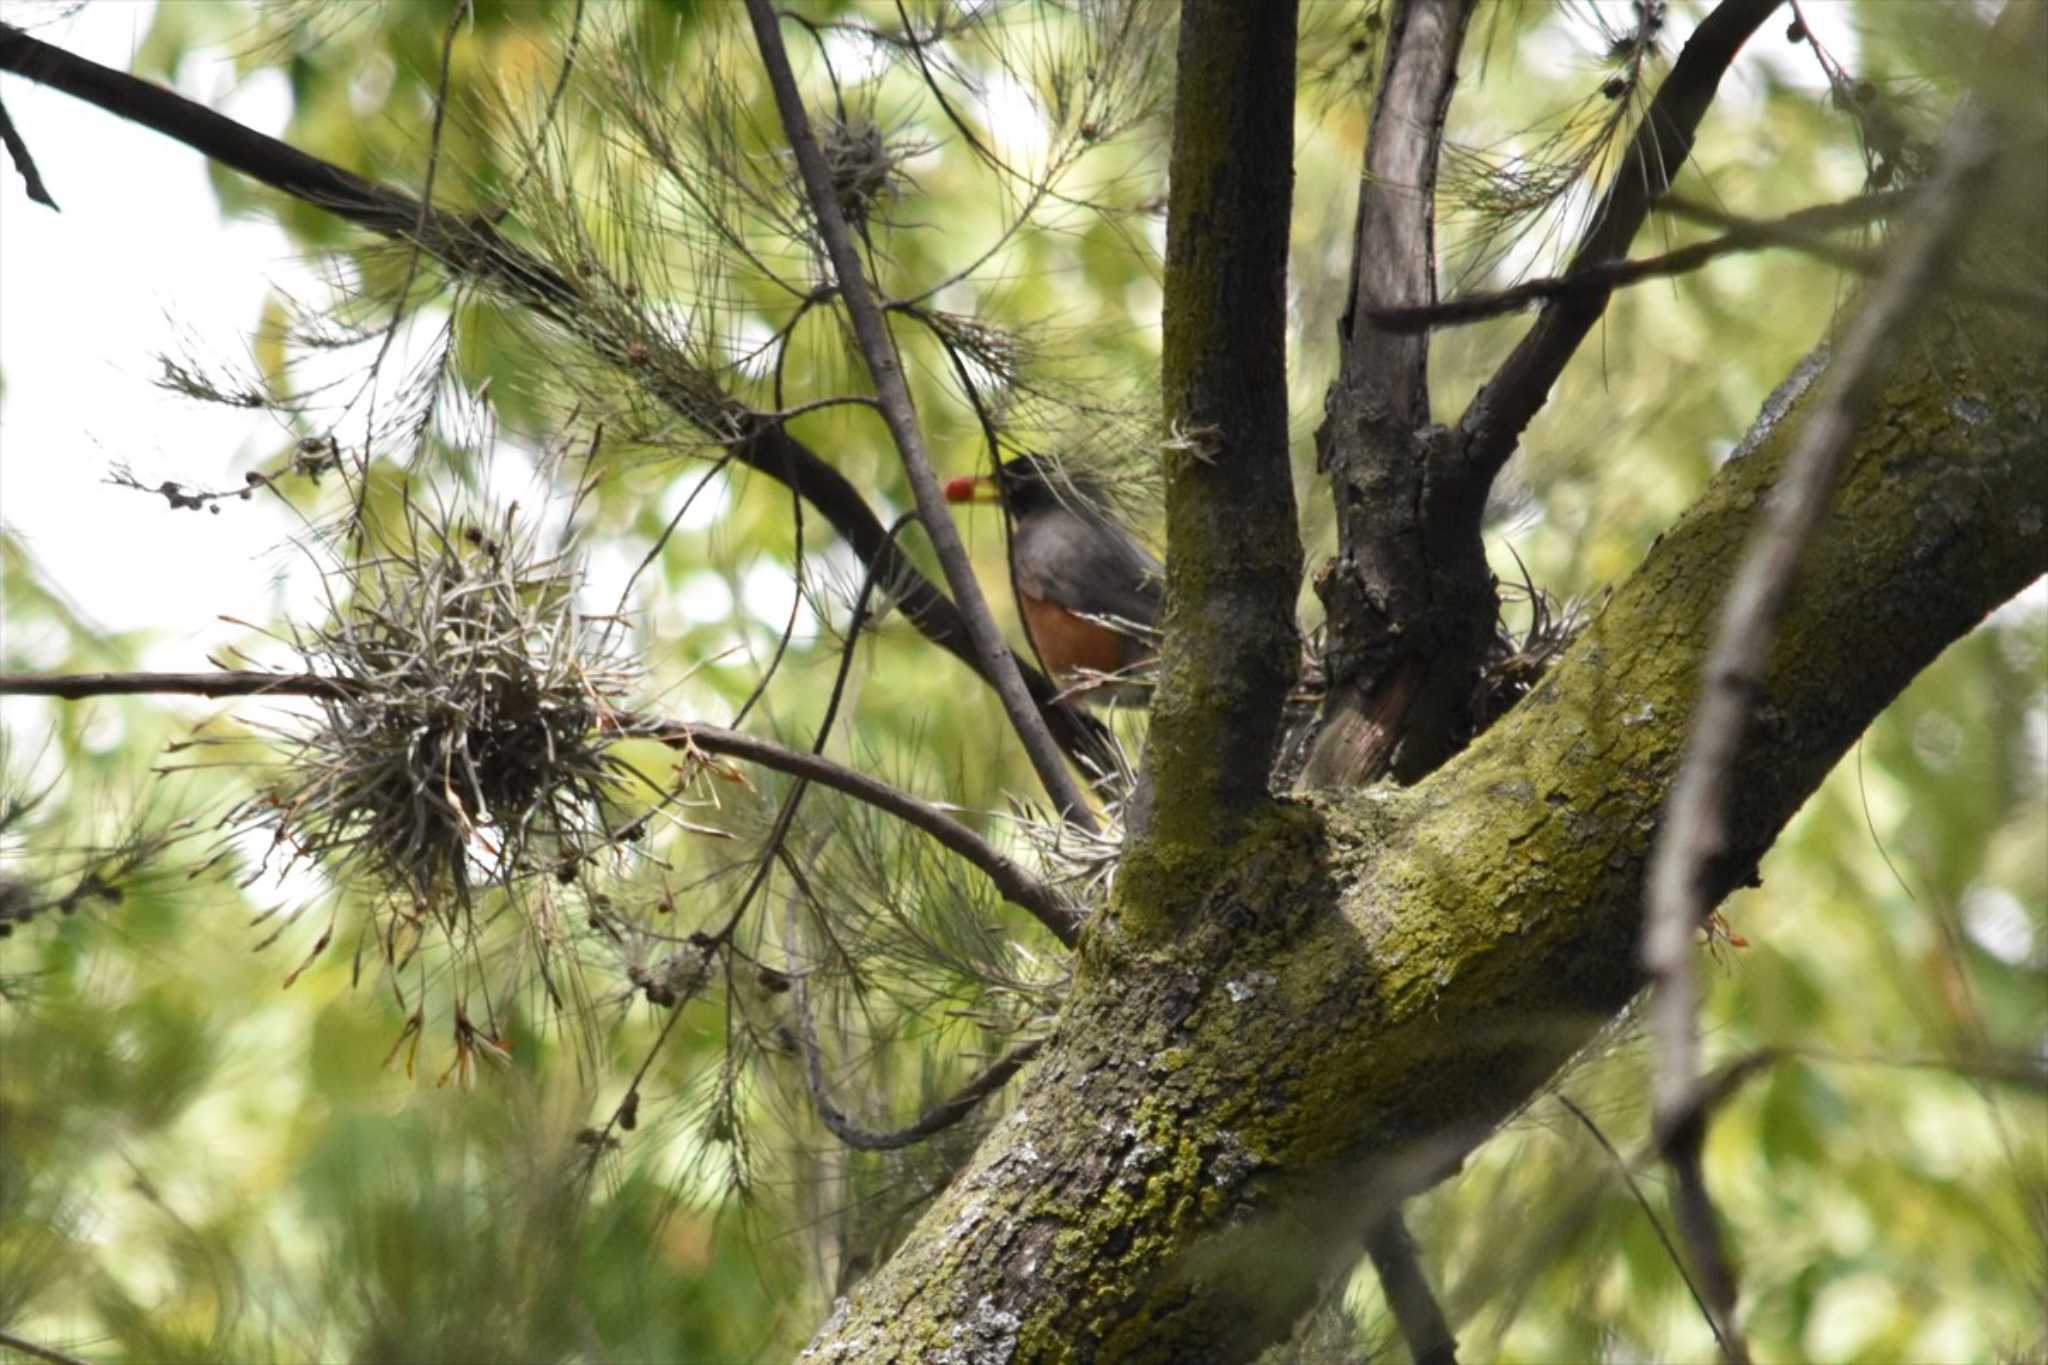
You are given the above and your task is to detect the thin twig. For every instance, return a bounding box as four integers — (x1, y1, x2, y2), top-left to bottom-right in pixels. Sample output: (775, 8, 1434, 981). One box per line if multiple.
(632, 713, 1079, 947)
(1456, 0, 1785, 484)
(0, 90, 57, 208)
(0, 1327, 94, 1365)
(358, 0, 469, 477)
(742, 0, 1098, 832)
(1641, 94, 2004, 1365)
(0, 670, 348, 701)
(497, 0, 586, 209)
(702, 511, 919, 953)
(804, 1032, 1047, 1153)
(786, 895, 1048, 1152)
(0, 670, 1078, 943)
(1371, 189, 2048, 330)
(1556, 1095, 1729, 1361)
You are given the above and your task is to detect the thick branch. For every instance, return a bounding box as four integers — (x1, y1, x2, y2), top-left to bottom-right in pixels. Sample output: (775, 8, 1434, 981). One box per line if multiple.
(1126, 0, 1302, 874)
(1453, 0, 1784, 483)
(742, 0, 1095, 830)
(1339, 0, 1475, 424)
(0, 21, 1113, 771)
(1300, 0, 1481, 789)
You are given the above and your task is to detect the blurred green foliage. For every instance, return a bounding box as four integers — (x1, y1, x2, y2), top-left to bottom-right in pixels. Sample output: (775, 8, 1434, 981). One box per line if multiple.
(1, 2, 2041, 1363)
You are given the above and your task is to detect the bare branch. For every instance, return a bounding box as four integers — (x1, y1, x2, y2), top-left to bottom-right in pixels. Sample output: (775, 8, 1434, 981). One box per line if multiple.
(0, 1327, 94, 1365)
(0, 671, 1078, 944)
(1339, 0, 1477, 426)
(743, 0, 1097, 831)
(790, 947, 1048, 1153)
(0, 670, 347, 702)
(628, 712, 1080, 947)
(1365, 1210, 1458, 1365)
(1372, 189, 2048, 330)
(0, 89, 56, 208)
(1642, 89, 2006, 1365)
(1556, 1095, 1733, 1363)
(1455, 0, 1785, 485)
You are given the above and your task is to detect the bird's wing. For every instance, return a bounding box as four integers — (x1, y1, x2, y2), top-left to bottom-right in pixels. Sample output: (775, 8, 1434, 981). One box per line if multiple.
(1010, 509, 1163, 632)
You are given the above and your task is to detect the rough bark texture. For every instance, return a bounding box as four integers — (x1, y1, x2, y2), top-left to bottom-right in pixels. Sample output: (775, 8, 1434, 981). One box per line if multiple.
(1129, 0, 1303, 878)
(805, 280, 2048, 1362)
(1302, 0, 1486, 790)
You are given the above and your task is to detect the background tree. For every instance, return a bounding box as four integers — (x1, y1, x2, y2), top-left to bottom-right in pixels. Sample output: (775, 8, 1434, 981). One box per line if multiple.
(0, 2, 2042, 1362)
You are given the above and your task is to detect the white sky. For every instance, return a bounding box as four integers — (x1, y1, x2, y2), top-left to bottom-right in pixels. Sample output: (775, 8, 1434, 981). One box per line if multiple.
(0, 1, 311, 657)
(0, 1, 776, 696)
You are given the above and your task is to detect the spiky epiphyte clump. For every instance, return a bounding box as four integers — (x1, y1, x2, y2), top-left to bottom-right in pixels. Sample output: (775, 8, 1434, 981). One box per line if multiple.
(253, 499, 639, 918)
(817, 114, 923, 233)
(1470, 576, 1587, 738)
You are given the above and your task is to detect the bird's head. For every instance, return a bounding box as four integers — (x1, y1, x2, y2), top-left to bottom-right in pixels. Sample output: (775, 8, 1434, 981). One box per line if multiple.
(943, 455, 1071, 517)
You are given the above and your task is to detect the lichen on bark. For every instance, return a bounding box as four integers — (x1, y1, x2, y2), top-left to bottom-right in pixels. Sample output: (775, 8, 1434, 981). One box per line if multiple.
(808, 278, 2047, 1358)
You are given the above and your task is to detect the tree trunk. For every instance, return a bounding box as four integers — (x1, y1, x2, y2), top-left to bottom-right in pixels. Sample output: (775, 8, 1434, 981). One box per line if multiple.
(805, 287, 2048, 1361)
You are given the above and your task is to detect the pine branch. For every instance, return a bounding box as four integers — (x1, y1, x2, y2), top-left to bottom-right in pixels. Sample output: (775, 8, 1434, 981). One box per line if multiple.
(743, 0, 1098, 831)
(0, 19, 1112, 771)
(0, 671, 1079, 943)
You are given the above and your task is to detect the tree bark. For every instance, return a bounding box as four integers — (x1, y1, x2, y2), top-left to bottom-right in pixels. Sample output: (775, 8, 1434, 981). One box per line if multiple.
(1130, 0, 1303, 872)
(805, 269, 2048, 1362)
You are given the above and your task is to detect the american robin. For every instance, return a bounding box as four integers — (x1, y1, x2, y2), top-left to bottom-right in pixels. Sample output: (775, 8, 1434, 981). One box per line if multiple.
(944, 455, 1162, 699)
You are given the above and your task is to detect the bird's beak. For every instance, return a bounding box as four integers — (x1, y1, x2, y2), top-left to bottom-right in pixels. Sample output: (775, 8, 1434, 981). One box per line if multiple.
(943, 474, 1001, 504)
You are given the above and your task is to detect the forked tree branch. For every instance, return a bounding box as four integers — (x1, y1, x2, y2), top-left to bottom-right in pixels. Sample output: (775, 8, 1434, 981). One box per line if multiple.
(742, 0, 1096, 831)
(1300, 0, 1483, 789)
(1454, 0, 1785, 484)
(1641, 84, 2007, 1365)
(0, 20, 1113, 771)
(0, 671, 1078, 943)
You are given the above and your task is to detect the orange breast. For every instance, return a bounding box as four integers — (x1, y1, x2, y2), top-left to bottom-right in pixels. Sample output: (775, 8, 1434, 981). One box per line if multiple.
(1019, 591, 1141, 680)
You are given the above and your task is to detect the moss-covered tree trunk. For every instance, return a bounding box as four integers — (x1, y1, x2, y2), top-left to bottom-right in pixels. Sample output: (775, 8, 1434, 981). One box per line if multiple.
(804, 235, 2048, 1363)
